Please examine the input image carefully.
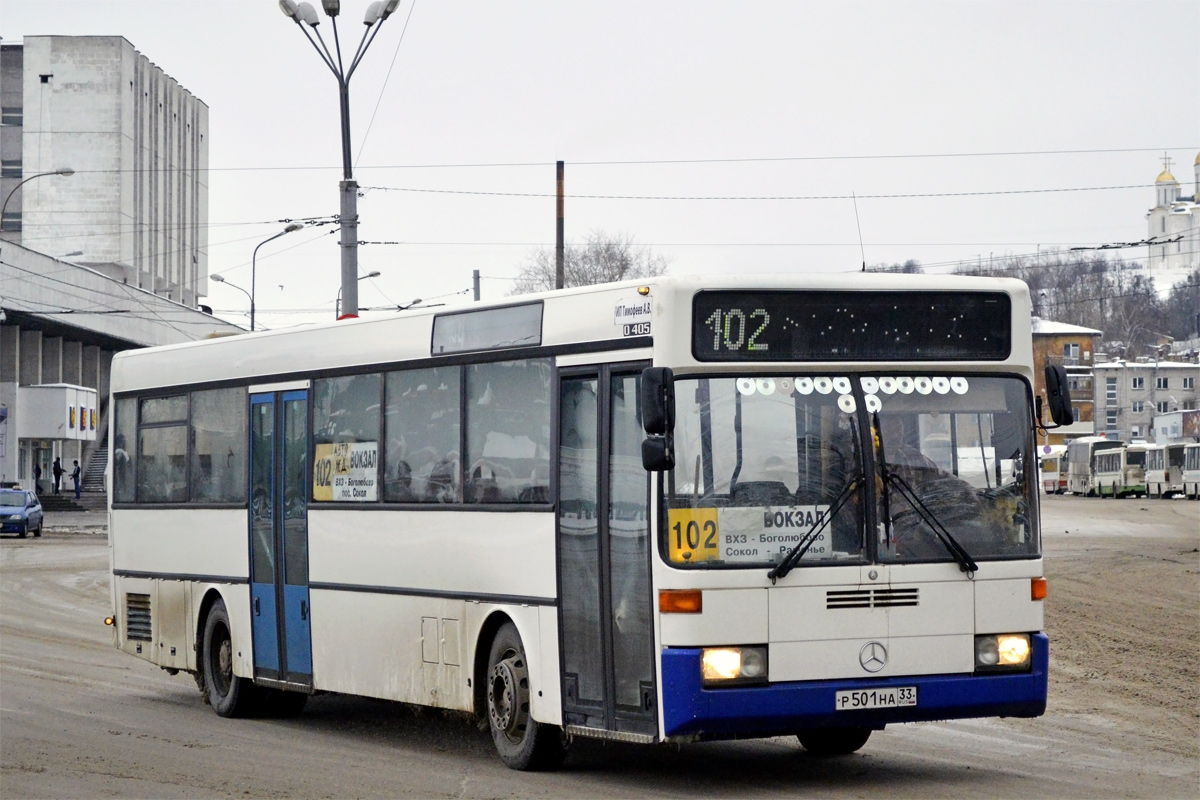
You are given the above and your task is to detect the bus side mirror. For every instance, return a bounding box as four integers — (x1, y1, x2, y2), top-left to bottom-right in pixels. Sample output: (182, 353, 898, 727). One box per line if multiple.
(641, 367, 675, 435)
(642, 435, 675, 472)
(1044, 364, 1074, 426)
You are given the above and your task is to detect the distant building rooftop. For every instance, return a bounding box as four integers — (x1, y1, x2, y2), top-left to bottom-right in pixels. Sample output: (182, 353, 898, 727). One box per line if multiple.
(1031, 317, 1103, 336)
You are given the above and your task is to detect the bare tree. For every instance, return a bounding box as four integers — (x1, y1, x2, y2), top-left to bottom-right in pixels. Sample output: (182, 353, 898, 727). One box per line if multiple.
(512, 231, 670, 294)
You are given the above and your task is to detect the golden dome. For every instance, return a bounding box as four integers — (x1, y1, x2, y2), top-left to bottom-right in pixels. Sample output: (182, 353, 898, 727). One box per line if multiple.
(1156, 169, 1176, 183)
(1195, 151, 1200, 165)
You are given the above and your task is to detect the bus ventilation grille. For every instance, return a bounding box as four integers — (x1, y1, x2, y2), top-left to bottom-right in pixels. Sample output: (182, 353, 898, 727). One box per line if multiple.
(125, 593, 152, 641)
(826, 588, 919, 609)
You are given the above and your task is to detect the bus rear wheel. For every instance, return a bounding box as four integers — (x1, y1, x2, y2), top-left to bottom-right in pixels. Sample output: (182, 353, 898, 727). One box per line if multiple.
(485, 622, 566, 771)
(797, 727, 872, 756)
(200, 598, 261, 718)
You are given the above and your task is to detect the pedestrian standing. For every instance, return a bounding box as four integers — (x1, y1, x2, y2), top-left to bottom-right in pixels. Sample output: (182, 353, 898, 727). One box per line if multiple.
(33, 464, 42, 495)
(52, 457, 64, 495)
(72, 460, 82, 499)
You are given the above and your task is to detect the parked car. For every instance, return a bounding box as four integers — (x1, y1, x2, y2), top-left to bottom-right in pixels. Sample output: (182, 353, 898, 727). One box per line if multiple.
(1, 489, 43, 538)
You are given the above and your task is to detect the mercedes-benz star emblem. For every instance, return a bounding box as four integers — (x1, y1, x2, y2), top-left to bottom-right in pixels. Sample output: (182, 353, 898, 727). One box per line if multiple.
(859, 641, 887, 673)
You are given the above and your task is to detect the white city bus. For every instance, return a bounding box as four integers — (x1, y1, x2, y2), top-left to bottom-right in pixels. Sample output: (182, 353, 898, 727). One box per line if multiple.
(107, 274, 1051, 769)
(1145, 443, 1186, 498)
(1183, 443, 1200, 500)
(1066, 436, 1124, 496)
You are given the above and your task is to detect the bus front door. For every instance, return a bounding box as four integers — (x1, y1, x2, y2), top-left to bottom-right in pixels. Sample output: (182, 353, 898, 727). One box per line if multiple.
(249, 390, 313, 690)
(558, 366, 657, 739)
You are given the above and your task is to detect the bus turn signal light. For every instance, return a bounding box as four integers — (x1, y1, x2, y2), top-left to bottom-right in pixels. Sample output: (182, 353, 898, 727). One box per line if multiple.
(1031, 578, 1047, 601)
(104, 616, 114, 626)
(659, 590, 702, 613)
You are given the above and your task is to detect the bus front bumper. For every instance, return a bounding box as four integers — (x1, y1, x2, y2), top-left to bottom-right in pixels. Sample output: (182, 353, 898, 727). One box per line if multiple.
(660, 632, 1048, 739)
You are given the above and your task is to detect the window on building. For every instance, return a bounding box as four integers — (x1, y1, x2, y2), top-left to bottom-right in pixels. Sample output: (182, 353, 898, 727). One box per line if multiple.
(1106, 377, 1117, 405)
(1, 159, 20, 178)
(0, 107, 21, 126)
(1131, 426, 1140, 438)
(1132, 401, 1144, 413)
(1157, 401, 1170, 413)
(1131, 377, 1144, 390)
(0, 212, 19, 233)
(1063, 343, 1080, 362)
(1156, 377, 1169, 390)
(1105, 410, 1118, 430)
(1184, 377, 1195, 390)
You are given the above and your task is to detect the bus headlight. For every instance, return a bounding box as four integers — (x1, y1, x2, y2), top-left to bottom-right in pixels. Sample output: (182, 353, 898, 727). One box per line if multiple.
(974, 634, 1032, 672)
(701, 646, 768, 686)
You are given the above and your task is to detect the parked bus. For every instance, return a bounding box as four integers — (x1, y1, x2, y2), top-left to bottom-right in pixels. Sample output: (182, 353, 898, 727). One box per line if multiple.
(1183, 443, 1200, 500)
(1145, 443, 1186, 499)
(1039, 446, 1067, 494)
(1119, 443, 1150, 498)
(106, 274, 1052, 769)
(1066, 436, 1124, 496)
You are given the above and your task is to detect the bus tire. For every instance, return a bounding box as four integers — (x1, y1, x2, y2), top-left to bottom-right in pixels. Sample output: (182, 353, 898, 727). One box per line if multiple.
(485, 622, 566, 771)
(200, 598, 260, 718)
(798, 727, 872, 756)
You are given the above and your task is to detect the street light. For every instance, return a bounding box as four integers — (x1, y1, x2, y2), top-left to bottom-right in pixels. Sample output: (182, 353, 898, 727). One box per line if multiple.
(210, 274, 254, 328)
(336, 270, 381, 318)
(251, 223, 304, 331)
(1, 168, 75, 233)
(278, 0, 404, 322)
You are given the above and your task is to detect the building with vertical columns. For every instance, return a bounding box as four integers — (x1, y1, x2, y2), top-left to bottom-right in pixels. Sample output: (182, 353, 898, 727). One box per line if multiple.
(1144, 153, 1200, 287)
(0, 36, 209, 308)
(1, 242, 238, 496)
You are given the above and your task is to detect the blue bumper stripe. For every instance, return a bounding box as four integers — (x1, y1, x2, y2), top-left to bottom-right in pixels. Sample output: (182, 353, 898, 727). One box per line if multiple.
(662, 633, 1048, 739)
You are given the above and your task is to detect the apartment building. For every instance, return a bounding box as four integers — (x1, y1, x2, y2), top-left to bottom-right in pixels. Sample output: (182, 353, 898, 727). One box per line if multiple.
(1031, 317, 1102, 444)
(1092, 358, 1200, 442)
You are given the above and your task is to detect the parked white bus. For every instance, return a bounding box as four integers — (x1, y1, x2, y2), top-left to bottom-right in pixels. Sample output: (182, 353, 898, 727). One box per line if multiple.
(107, 274, 1052, 769)
(1066, 436, 1124, 496)
(1145, 443, 1186, 499)
(1039, 445, 1067, 494)
(1183, 443, 1200, 500)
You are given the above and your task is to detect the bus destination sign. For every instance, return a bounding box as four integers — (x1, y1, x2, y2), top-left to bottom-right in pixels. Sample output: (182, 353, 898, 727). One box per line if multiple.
(692, 290, 1011, 362)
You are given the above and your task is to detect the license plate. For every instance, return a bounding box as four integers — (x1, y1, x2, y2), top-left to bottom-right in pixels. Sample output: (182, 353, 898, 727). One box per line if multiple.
(835, 686, 917, 711)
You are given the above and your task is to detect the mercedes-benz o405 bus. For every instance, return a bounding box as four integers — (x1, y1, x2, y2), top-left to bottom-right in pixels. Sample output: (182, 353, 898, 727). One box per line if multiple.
(106, 274, 1058, 769)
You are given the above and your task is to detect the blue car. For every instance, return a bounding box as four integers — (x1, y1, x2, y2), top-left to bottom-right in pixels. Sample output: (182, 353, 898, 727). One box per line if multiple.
(1, 489, 43, 538)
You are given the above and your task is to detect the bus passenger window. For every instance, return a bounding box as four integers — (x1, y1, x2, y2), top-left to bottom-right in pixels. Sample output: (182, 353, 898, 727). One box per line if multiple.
(384, 367, 461, 503)
(465, 359, 551, 504)
(190, 388, 247, 503)
(313, 374, 382, 503)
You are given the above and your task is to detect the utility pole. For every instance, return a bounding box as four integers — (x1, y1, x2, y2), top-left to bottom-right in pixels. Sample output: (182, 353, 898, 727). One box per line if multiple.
(473, 269, 480, 301)
(555, 161, 565, 290)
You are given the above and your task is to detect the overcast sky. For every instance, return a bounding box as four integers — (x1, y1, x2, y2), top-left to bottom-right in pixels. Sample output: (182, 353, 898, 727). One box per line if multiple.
(4, 0, 1198, 329)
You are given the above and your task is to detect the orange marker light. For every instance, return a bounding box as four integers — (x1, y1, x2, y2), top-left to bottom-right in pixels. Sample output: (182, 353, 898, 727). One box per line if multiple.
(659, 590, 702, 613)
(104, 616, 114, 626)
(1031, 577, 1047, 601)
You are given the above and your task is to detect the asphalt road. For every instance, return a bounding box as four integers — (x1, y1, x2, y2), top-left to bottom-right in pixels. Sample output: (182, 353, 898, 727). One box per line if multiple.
(1, 496, 1196, 798)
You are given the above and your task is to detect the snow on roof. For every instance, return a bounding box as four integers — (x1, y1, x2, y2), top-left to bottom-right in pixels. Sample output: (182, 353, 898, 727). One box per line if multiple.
(1031, 317, 1103, 336)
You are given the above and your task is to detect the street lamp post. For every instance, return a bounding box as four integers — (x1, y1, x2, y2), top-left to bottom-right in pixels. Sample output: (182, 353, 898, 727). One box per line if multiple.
(1, 168, 75, 233)
(336, 270, 381, 318)
(251, 223, 304, 331)
(279, 0, 403, 321)
(210, 274, 254, 327)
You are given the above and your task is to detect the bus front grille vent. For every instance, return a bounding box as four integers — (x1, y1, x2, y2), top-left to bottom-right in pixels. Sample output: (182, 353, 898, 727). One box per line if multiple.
(826, 588, 919, 609)
(125, 593, 152, 641)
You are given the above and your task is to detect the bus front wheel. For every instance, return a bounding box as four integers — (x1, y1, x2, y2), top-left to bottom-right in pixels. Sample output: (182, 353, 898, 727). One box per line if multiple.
(200, 598, 260, 718)
(797, 727, 872, 756)
(485, 622, 567, 771)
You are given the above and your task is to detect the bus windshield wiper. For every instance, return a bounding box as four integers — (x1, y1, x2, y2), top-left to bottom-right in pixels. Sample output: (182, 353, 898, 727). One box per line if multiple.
(879, 466, 978, 576)
(872, 412, 976, 576)
(768, 473, 862, 584)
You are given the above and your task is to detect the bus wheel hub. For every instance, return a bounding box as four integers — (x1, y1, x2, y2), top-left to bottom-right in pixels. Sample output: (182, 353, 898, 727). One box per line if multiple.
(488, 656, 527, 734)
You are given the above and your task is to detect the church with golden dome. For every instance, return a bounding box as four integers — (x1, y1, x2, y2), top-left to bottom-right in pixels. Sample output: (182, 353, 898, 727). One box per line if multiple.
(1144, 152, 1200, 284)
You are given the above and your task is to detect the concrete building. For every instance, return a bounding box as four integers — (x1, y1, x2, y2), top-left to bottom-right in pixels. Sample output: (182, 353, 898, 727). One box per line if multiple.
(1092, 357, 1200, 443)
(1031, 317, 1102, 445)
(1144, 153, 1200, 289)
(1, 36, 209, 308)
(1, 241, 239, 495)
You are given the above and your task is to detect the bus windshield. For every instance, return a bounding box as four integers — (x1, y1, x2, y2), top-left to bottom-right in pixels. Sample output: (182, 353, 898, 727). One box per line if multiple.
(665, 374, 1038, 568)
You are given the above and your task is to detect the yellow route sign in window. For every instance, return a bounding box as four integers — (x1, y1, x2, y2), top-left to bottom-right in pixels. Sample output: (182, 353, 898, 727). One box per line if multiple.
(667, 508, 720, 564)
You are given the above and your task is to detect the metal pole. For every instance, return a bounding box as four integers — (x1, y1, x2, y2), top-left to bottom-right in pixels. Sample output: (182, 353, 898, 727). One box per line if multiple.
(337, 77, 359, 319)
(473, 269, 481, 301)
(555, 161, 565, 290)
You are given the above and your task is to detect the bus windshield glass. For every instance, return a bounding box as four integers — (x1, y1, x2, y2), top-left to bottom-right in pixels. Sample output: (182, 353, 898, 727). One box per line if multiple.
(664, 374, 1038, 568)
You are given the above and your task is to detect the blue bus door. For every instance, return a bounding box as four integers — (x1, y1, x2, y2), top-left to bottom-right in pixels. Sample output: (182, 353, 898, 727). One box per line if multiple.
(249, 390, 312, 689)
(558, 366, 657, 738)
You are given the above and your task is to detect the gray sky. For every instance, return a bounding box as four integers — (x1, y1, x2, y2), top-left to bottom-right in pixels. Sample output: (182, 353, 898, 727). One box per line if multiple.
(4, 0, 1198, 329)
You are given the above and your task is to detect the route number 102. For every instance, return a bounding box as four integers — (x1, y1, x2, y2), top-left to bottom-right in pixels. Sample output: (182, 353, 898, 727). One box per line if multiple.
(705, 308, 770, 352)
(666, 509, 720, 563)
